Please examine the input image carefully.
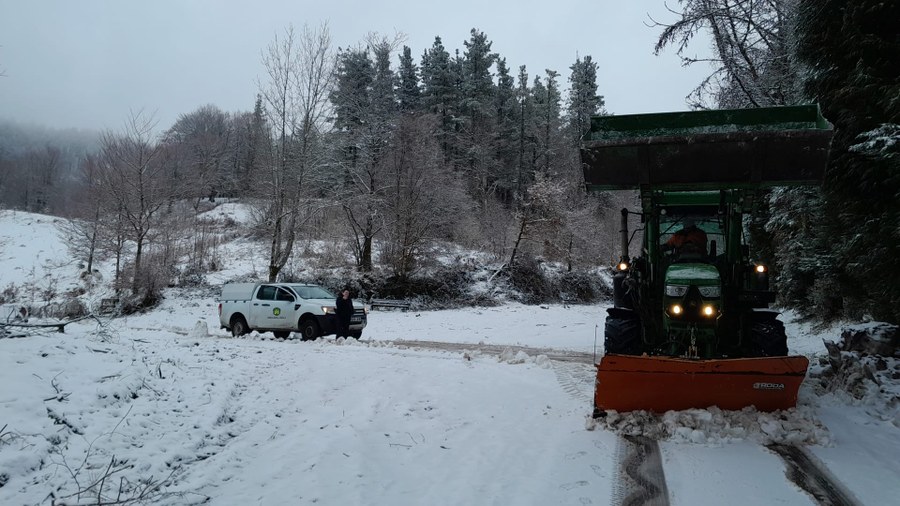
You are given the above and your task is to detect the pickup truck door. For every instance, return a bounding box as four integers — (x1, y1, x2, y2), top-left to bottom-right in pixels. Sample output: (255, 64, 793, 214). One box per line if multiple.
(250, 285, 294, 329)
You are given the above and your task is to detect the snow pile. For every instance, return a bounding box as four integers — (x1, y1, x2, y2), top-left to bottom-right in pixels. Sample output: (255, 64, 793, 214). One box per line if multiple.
(197, 200, 255, 226)
(592, 405, 831, 445)
(812, 322, 900, 427)
(497, 347, 551, 368)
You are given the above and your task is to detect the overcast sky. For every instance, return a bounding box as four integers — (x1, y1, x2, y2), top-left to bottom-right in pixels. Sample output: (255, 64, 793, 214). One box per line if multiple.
(0, 0, 712, 132)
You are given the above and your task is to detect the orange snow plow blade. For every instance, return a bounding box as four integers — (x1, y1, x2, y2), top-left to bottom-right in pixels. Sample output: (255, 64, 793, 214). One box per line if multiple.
(595, 354, 809, 413)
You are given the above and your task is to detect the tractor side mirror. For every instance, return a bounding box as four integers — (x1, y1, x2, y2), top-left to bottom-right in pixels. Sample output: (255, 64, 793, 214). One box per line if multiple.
(709, 240, 717, 258)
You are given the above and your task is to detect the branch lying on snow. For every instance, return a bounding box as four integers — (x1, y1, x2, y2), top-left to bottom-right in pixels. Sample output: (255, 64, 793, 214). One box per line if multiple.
(487, 263, 507, 283)
(44, 374, 71, 402)
(0, 314, 97, 334)
(0, 423, 13, 445)
(0, 314, 110, 339)
(50, 455, 187, 506)
(47, 404, 207, 505)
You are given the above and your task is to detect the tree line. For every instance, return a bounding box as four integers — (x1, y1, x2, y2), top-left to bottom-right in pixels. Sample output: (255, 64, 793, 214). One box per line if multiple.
(0, 25, 620, 307)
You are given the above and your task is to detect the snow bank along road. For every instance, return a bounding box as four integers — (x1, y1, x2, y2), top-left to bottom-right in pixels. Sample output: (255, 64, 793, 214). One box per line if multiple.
(1, 299, 895, 505)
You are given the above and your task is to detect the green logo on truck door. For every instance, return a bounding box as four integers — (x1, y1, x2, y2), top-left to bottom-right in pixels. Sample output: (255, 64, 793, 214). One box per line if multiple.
(273, 308, 281, 316)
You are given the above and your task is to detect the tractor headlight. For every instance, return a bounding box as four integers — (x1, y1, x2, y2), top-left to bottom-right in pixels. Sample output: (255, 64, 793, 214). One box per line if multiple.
(755, 264, 767, 273)
(698, 286, 721, 298)
(665, 285, 689, 297)
(617, 262, 629, 271)
(322, 306, 335, 314)
(670, 304, 683, 316)
(702, 305, 716, 317)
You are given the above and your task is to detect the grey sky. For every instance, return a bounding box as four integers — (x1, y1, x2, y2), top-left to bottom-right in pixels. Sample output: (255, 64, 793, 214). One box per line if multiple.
(0, 0, 711, 132)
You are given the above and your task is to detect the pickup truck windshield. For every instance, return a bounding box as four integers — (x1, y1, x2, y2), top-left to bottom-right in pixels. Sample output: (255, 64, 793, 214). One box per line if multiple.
(290, 285, 335, 300)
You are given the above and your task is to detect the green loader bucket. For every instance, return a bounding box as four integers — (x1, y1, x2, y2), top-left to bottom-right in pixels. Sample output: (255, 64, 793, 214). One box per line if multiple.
(581, 104, 833, 191)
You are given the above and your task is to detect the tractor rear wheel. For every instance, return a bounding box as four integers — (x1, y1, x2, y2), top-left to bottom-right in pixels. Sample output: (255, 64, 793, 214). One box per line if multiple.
(748, 314, 788, 357)
(605, 314, 641, 355)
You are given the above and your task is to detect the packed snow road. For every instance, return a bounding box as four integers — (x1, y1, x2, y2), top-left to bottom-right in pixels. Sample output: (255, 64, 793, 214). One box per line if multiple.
(1, 296, 897, 505)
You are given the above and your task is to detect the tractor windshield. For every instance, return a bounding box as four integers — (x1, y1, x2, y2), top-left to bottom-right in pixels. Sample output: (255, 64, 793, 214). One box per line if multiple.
(659, 209, 723, 258)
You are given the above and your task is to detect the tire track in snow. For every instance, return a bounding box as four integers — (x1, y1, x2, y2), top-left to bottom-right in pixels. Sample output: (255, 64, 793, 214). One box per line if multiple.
(390, 339, 595, 363)
(552, 361, 595, 403)
(612, 435, 669, 506)
(768, 444, 861, 506)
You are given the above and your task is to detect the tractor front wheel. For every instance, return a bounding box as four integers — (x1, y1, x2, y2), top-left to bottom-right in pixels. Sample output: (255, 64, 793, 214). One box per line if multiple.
(748, 314, 788, 357)
(604, 314, 641, 355)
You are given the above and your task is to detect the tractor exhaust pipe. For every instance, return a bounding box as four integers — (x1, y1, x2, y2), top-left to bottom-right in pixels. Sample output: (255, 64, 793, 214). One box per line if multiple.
(620, 208, 629, 261)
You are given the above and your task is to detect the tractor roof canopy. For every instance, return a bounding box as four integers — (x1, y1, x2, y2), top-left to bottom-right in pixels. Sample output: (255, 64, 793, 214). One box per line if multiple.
(581, 104, 833, 191)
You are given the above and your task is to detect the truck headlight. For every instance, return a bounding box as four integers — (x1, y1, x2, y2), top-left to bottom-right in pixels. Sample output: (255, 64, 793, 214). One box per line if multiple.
(665, 285, 689, 297)
(698, 286, 721, 298)
(322, 306, 335, 314)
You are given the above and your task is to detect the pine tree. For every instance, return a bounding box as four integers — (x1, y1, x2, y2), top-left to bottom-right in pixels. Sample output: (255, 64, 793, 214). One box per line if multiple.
(420, 37, 457, 160)
(494, 57, 518, 203)
(331, 49, 373, 133)
(397, 45, 421, 113)
(566, 55, 604, 146)
(460, 29, 497, 128)
(796, 0, 900, 322)
(458, 29, 500, 204)
(514, 65, 531, 199)
(371, 41, 397, 122)
(529, 70, 562, 176)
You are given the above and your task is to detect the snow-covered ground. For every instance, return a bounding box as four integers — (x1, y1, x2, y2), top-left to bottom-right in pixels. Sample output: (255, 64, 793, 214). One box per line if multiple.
(1, 209, 898, 505)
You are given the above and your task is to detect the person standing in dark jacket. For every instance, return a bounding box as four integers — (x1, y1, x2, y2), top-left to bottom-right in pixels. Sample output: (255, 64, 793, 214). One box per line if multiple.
(335, 289, 353, 338)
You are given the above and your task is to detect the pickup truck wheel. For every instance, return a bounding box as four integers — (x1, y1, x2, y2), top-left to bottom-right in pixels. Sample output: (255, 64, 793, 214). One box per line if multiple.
(299, 319, 320, 341)
(231, 316, 249, 337)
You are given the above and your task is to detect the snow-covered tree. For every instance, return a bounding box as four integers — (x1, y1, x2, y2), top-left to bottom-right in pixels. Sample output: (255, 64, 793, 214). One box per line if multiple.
(162, 104, 234, 207)
(652, 0, 802, 109)
(494, 57, 519, 204)
(96, 111, 175, 294)
(381, 115, 466, 278)
(420, 37, 459, 161)
(796, 0, 900, 322)
(257, 23, 334, 281)
(397, 46, 421, 113)
(330, 38, 399, 271)
(566, 55, 604, 145)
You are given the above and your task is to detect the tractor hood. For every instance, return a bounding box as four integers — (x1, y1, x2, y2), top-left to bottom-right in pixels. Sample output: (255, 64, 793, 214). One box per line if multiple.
(665, 263, 720, 286)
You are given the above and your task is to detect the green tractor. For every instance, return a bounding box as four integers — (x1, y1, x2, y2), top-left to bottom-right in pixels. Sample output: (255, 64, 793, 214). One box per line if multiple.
(581, 105, 833, 414)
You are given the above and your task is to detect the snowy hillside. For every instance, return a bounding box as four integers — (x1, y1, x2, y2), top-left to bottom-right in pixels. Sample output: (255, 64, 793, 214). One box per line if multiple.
(1, 210, 898, 505)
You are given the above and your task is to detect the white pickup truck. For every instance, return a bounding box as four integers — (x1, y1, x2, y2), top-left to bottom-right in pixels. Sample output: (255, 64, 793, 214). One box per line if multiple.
(218, 283, 367, 340)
